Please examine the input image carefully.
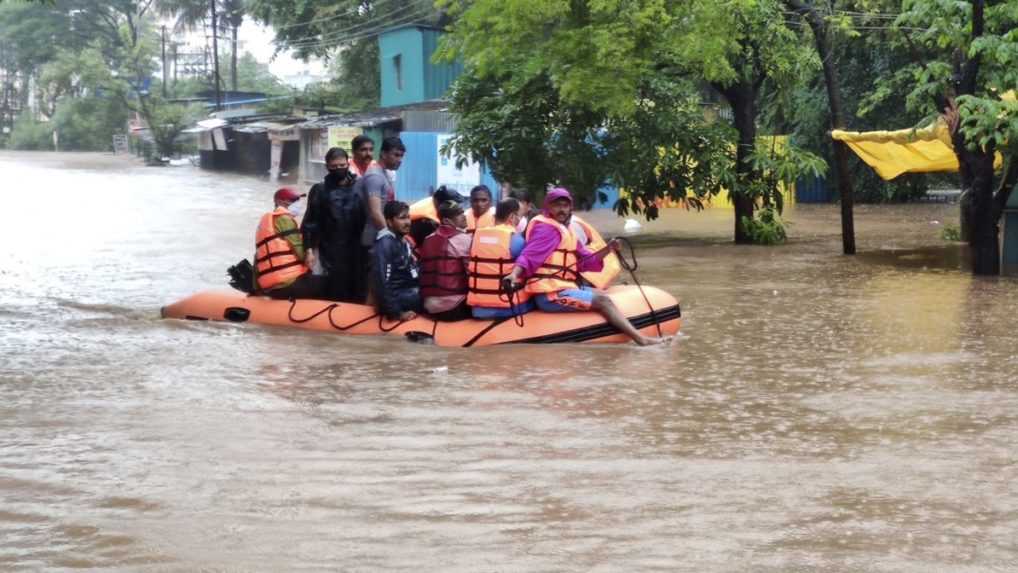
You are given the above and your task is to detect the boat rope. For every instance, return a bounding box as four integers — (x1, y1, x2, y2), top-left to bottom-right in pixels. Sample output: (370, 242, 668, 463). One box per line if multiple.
(287, 300, 386, 332)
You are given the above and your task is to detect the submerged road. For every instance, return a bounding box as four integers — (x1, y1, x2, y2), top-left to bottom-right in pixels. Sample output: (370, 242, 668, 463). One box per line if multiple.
(1, 151, 1016, 571)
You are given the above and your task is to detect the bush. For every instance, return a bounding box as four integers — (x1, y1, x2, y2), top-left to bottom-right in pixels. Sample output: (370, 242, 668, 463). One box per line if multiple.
(741, 206, 788, 245)
(941, 224, 962, 242)
(8, 112, 53, 150)
(51, 97, 128, 151)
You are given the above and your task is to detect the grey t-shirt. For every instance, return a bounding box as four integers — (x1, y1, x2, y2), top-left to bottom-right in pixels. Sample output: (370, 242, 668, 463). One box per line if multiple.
(355, 166, 395, 247)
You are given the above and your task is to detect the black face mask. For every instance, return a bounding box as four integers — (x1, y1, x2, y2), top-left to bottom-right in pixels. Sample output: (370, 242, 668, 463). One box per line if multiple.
(325, 168, 348, 185)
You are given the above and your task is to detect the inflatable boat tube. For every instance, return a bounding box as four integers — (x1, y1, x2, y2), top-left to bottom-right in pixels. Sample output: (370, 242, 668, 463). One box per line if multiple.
(162, 285, 681, 347)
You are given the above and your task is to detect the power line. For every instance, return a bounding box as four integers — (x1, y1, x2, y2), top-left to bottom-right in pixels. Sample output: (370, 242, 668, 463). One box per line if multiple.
(282, 0, 432, 49)
(272, 0, 408, 31)
(282, 4, 434, 51)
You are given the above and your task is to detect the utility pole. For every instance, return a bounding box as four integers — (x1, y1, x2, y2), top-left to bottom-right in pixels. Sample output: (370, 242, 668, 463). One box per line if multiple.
(171, 42, 178, 88)
(161, 25, 168, 98)
(210, 0, 222, 111)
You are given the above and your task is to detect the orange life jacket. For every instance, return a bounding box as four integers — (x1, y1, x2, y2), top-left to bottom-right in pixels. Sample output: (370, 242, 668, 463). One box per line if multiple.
(523, 214, 581, 294)
(571, 215, 621, 289)
(467, 224, 531, 308)
(409, 196, 439, 222)
(255, 208, 308, 291)
(466, 207, 495, 233)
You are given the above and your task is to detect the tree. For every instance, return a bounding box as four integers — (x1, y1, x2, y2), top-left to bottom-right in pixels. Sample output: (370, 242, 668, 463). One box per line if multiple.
(157, 0, 248, 91)
(438, 0, 823, 242)
(868, 0, 1018, 274)
(249, 0, 441, 110)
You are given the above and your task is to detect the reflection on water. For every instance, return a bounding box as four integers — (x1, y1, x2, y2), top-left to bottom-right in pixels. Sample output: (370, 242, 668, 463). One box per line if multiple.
(1, 152, 1017, 571)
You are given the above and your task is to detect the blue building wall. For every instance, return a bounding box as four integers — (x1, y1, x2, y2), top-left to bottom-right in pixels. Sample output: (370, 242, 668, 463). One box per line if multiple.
(379, 27, 426, 107)
(379, 26, 463, 107)
(421, 28, 463, 102)
(394, 132, 498, 203)
(394, 131, 613, 209)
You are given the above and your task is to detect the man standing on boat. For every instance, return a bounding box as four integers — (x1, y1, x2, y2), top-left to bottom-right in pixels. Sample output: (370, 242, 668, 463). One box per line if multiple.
(301, 147, 365, 302)
(349, 135, 379, 177)
(506, 188, 661, 346)
(357, 137, 406, 265)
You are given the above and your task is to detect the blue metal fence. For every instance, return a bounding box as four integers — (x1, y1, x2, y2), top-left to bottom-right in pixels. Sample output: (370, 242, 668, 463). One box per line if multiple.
(795, 175, 831, 203)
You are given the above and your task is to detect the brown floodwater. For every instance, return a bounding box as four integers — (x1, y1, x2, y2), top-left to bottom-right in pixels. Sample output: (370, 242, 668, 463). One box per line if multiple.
(1, 151, 1016, 571)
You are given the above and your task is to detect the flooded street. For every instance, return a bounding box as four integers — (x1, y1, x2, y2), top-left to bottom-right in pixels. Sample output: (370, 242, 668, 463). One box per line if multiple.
(1, 151, 1016, 571)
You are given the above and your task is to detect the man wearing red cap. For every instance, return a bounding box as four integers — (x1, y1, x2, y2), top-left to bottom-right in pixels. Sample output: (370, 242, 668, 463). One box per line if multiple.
(506, 187, 661, 345)
(253, 187, 326, 300)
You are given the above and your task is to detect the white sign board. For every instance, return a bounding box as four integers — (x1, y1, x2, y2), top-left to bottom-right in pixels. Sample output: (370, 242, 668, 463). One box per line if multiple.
(437, 134, 480, 194)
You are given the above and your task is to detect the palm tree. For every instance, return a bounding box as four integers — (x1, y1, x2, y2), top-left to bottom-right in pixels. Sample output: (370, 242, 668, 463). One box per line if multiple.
(157, 0, 246, 91)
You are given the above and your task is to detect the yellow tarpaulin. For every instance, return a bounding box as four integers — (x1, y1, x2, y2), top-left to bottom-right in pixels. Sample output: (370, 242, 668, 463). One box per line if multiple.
(831, 120, 960, 180)
(833, 91, 1013, 180)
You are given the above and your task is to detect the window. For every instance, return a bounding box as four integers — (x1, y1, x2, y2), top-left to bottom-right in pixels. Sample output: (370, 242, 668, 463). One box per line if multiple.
(393, 54, 403, 91)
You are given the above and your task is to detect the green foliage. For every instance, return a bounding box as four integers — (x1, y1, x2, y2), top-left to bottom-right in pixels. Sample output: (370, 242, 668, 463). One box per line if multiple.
(8, 112, 52, 150)
(941, 223, 962, 242)
(746, 139, 827, 211)
(51, 97, 129, 151)
(234, 51, 288, 95)
(741, 206, 788, 245)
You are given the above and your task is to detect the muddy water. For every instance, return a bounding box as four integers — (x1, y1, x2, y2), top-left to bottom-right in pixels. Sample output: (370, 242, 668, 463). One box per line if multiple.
(1, 151, 1016, 571)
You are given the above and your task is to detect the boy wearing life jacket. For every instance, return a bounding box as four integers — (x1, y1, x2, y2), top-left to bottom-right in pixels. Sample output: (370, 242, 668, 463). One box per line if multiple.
(418, 201, 473, 321)
(466, 184, 495, 233)
(371, 201, 421, 321)
(506, 188, 662, 346)
(254, 188, 326, 300)
(468, 198, 535, 319)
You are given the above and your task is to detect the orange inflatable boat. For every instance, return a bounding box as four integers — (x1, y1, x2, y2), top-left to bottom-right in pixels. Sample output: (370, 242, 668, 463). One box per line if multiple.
(161, 285, 680, 347)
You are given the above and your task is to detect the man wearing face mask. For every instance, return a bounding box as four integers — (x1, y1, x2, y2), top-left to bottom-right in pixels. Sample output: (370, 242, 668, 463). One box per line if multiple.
(301, 147, 367, 302)
(254, 187, 326, 300)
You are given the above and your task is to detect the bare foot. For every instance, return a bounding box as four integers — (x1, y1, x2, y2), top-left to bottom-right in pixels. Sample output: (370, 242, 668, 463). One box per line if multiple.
(635, 336, 666, 346)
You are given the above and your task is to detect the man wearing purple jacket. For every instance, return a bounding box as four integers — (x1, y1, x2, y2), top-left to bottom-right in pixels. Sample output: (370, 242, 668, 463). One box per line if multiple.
(506, 188, 662, 346)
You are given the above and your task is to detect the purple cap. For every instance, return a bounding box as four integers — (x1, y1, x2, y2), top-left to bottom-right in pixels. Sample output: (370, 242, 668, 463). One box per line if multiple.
(543, 187, 573, 213)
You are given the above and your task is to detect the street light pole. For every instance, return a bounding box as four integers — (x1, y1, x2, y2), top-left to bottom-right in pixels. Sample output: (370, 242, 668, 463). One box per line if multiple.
(210, 0, 222, 111)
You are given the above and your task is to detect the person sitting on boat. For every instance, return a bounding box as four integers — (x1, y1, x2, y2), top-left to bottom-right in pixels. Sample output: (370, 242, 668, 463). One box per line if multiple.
(371, 201, 422, 322)
(468, 198, 536, 320)
(509, 188, 539, 233)
(254, 187, 326, 300)
(505, 187, 661, 346)
(466, 184, 495, 233)
(418, 201, 473, 322)
(408, 185, 466, 247)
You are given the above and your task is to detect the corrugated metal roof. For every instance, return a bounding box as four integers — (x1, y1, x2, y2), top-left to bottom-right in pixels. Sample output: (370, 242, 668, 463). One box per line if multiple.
(297, 100, 449, 129)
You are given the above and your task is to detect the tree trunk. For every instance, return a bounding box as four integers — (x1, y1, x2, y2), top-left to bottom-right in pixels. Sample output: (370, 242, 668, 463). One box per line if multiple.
(730, 84, 757, 244)
(786, 0, 856, 255)
(957, 146, 998, 274)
